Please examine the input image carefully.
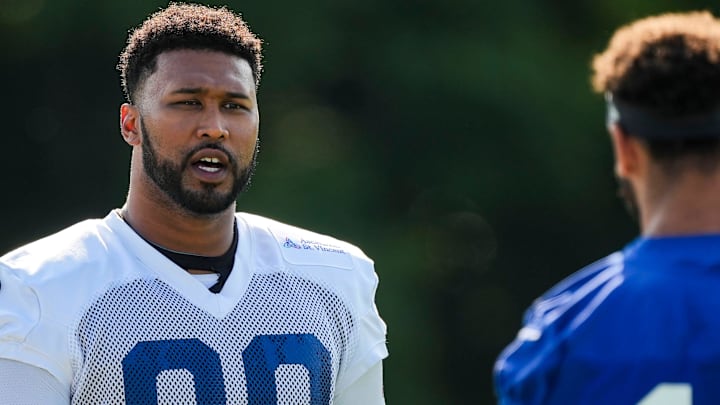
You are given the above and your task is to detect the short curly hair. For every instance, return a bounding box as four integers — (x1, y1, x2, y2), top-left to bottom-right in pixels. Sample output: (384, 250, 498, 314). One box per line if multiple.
(592, 11, 720, 116)
(592, 11, 720, 171)
(118, 3, 263, 103)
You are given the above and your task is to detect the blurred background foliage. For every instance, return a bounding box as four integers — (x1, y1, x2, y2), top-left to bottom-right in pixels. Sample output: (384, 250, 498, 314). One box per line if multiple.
(2, 0, 719, 403)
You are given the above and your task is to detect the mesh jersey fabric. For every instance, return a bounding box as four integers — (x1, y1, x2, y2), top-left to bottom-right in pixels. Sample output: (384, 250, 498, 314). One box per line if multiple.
(494, 234, 720, 405)
(0, 210, 387, 404)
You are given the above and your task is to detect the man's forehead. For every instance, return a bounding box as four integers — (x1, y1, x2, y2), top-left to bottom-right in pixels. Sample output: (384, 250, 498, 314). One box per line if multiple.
(145, 49, 255, 95)
(155, 50, 253, 79)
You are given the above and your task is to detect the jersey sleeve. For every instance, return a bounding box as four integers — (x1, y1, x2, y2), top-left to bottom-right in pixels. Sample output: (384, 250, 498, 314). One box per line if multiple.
(494, 253, 625, 404)
(335, 248, 388, 395)
(334, 362, 385, 405)
(494, 314, 562, 404)
(0, 265, 70, 393)
(0, 266, 41, 362)
(0, 359, 68, 404)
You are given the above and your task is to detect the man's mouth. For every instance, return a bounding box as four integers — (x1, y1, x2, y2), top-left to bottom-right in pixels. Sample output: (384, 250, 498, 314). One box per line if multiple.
(195, 156, 224, 173)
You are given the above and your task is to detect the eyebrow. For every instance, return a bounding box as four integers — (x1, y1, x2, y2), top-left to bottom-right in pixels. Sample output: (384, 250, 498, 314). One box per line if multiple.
(170, 87, 250, 99)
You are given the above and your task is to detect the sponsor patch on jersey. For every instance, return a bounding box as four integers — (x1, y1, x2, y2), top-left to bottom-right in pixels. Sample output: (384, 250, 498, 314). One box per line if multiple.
(270, 230, 354, 269)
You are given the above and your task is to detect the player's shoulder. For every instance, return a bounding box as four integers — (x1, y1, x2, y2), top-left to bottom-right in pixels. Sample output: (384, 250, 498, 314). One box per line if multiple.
(535, 252, 624, 307)
(1, 217, 111, 276)
(236, 212, 380, 315)
(237, 212, 373, 271)
(494, 252, 627, 399)
(515, 251, 626, 342)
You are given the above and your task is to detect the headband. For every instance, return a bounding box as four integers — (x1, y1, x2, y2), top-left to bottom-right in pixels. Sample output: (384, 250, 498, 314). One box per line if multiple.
(605, 92, 720, 139)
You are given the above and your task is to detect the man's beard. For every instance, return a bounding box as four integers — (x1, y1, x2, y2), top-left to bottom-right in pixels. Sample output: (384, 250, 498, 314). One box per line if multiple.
(617, 177, 639, 221)
(140, 119, 258, 216)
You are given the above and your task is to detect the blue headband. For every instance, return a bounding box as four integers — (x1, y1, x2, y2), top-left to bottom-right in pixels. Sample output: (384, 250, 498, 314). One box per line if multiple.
(605, 92, 720, 139)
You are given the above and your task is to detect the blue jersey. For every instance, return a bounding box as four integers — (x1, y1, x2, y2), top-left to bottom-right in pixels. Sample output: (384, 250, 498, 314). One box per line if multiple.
(494, 234, 720, 404)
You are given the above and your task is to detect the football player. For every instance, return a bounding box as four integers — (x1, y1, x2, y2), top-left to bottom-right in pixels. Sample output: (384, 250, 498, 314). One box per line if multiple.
(495, 11, 720, 405)
(0, 4, 388, 404)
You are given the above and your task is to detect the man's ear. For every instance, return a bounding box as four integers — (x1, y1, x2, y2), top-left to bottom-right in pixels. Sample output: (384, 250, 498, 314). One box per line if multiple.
(608, 123, 641, 178)
(120, 103, 141, 146)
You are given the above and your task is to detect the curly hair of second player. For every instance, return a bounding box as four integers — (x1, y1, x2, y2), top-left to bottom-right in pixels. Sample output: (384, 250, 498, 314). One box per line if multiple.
(591, 11, 720, 116)
(117, 2, 264, 104)
(591, 11, 720, 171)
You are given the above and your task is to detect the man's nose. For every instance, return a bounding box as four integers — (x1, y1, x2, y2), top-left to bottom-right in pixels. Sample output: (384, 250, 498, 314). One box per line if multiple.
(197, 109, 229, 139)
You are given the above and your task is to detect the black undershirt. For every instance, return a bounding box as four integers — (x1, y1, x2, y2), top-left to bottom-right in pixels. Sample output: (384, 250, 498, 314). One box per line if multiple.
(122, 216, 238, 293)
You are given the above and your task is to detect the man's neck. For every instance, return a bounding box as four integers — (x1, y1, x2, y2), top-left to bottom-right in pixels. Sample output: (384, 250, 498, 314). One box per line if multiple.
(122, 195, 236, 257)
(641, 172, 720, 237)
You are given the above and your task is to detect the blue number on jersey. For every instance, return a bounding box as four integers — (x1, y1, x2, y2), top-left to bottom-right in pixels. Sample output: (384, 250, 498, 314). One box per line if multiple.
(122, 334, 332, 404)
(243, 334, 332, 405)
(122, 338, 226, 404)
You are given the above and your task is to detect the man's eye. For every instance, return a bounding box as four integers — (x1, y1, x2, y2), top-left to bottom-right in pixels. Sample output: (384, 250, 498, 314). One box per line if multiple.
(178, 100, 201, 106)
(224, 102, 247, 110)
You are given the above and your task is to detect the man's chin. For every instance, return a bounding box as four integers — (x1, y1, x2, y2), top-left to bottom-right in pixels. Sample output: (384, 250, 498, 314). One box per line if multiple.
(171, 187, 236, 216)
(176, 171, 249, 215)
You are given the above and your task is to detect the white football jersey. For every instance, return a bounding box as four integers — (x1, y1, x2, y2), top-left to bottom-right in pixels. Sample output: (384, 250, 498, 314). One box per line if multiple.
(0, 210, 388, 404)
